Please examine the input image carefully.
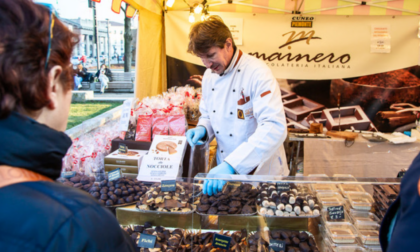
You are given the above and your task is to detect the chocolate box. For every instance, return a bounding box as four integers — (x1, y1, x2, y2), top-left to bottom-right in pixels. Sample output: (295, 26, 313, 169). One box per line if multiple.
(321, 105, 371, 131)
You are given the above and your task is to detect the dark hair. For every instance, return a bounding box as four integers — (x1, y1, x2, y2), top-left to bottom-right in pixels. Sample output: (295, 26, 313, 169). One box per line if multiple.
(187, 15, 235, 55)
(0, 0, 79, 118)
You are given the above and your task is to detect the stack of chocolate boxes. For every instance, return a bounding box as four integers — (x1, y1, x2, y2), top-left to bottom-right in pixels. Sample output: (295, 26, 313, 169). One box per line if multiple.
(104, 149, 148, 175)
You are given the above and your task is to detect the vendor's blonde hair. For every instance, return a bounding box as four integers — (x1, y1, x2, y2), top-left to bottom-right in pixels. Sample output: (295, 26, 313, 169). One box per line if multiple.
(187, 15, 235, 55)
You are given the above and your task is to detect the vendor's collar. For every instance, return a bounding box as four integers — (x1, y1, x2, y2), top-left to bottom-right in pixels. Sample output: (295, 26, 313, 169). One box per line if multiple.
(220, 47, 242, 77)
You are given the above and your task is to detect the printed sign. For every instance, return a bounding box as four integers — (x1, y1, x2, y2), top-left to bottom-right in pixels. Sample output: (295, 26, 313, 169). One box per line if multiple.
(137, 233, 156, 248)
(118, 143, 128, 154)
(61, 171, 76, 179)
(328, 206, 345, 220)
(371, 25, 391, 53)
(161, 180, 176, 192)
(224, 18, 243, 45)
(269, 239, 286, 251)
(108, 168, 122, 182)
(277, 182, 291, 193)
(212, 233, 232, 250)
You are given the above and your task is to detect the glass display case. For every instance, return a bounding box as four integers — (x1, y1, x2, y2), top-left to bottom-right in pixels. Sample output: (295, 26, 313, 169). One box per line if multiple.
(116, 174, 401, 251)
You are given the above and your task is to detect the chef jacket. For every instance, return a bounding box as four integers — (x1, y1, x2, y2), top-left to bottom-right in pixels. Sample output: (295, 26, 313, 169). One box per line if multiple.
(197, 48, 289, 176)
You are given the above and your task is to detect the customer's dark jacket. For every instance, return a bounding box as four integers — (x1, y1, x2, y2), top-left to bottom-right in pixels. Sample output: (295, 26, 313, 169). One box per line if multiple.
(95, 68, 112, 81)
(380, 152, 420, 251)
(0, 112, 135, 252)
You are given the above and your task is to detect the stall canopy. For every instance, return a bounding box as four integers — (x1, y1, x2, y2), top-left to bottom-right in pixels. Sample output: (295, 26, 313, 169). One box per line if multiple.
(94, 0, 420, 99)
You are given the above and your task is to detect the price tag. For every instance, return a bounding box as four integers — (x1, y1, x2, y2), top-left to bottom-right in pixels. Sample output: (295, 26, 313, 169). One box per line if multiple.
(161, 180, 176, 192)
(137, 233, 156, 248)
(118, 143, 128, 154)
(269, 239, 286, 251)
(397, 171, 406, 178)
(276, 182, 290, 193)
(328, 206, 345, 220)
(212, 233, 231, 250)
(108, 168, 122, 182)
(61, 171, 76, 179)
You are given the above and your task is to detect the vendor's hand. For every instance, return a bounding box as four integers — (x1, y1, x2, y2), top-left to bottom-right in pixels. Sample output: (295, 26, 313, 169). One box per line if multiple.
(203, 162, 236, 196)
(186, 126, 206, 148)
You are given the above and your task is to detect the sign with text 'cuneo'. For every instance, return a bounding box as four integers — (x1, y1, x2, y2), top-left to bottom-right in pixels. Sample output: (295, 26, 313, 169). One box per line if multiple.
(161, 180, 176, 192)
(328, 206, 345, 220)
(269, 239, 286, 251)
(108, 168, 122, 182)
(212, 233, 232, 250)
(137, 233, 156, 248)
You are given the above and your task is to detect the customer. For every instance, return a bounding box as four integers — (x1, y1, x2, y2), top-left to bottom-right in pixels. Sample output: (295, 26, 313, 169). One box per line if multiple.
(0, 1, 135, 251)
(95, 64, 112, 94)
(76, 63, 93, 83)
(380, 152, 420, 251)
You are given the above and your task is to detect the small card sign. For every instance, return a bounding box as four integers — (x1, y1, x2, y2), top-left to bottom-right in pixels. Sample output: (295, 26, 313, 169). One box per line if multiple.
(328, 206, 345, 220)
(212, 233, 232, 250)
(61, 171, 76, 179)
(137, 233, 156, 248)
(118, 143, 128, 154)
(269, 239, 286, 251)
(161, 180, 176, 192)
(108, 168, 122, 182)
(276, 182, 291, 193)
(397, 171, 406, 178)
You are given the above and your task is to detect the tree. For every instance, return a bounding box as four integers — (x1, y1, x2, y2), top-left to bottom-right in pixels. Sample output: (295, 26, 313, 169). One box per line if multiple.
(121, 3, 132, 72)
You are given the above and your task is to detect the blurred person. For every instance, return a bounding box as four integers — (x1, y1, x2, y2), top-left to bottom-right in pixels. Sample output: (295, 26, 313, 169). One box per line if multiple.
(94, 64, 112, 94)
(75, 63, 93, 83)
(0, 1, 135, 251)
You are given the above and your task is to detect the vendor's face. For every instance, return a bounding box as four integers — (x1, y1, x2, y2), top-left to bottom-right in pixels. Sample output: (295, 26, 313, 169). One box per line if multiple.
(197, 38, 233, 75)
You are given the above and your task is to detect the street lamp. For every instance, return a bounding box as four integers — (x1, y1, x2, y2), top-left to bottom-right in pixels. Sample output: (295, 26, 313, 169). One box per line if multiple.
(106, 18, 111, 67)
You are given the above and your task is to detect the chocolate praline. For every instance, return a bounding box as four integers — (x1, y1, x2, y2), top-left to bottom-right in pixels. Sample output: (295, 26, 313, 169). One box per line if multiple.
(106, 200, 114, 206)
(198, 204, 210, 213)
(208, 207, 218, 215)
(114, 189, 122, 196)
(98, 199, 105, 206)
(128, 188, 135, 194)
(91, 192, 100, 199)
(100, 188, 108, 194)
(117, 198, 125, 204)
(100, 194, 108, 200)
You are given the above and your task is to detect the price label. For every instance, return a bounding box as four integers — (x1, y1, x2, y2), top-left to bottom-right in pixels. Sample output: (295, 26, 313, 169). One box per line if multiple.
(61, 171, 76, 179)
(397, 171, 406, 178)
(137, 233, 156, 248)
(328, 206, 345, 220)
(108, 168, 122, 182)
(161, 180, 176, 192)
(269, 239, 286, 251)
(118, 143, 128, 154)
(276, 182, 290, 193)
(212, 233, 232, 250)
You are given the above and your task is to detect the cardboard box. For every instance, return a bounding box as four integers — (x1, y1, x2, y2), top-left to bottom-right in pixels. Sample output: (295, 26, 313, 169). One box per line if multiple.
(104, 149, 148, 166)
(105, 164, 140, 174)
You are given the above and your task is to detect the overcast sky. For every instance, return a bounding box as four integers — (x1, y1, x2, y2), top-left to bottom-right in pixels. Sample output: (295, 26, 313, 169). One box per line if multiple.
(34, 0, 138, 28)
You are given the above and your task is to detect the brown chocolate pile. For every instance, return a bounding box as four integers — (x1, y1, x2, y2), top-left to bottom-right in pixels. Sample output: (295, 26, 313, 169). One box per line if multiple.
(178, 229, 248, 252)
(123, 222, 182, 252)
(136, 182, 201, 212)
(89, 177, 148, 207)
(57, 175, 95, 192)
(373, 184, 399, 220)
(353, 69, 420, 88)
(248, 229, 320, 252)
(197, 183, 258, 215)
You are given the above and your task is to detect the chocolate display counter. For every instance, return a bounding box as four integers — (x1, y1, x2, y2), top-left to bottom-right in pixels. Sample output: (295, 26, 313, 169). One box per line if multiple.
(115, 174, 401, 251)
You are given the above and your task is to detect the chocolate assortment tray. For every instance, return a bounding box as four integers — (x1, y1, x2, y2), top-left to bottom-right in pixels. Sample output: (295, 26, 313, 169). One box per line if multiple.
(136, 182, 201, 214)
(256, 183, 321, 218)
(321, 105, 371, 131)
(195, 183, 258, 216)
(284, 97, 325, 121)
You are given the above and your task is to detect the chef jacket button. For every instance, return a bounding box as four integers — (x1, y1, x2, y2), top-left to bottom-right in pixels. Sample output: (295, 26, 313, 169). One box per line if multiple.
(230, 112, 233, 115)
(213, 110, 215, 113)
(221, 150, 224, 153)
(233, 89, 235, 92)
(238, 69, 240, 72)
(212, 88, 214, 91)
(230, 134, 232, 137)
(217, 131, 219, 134)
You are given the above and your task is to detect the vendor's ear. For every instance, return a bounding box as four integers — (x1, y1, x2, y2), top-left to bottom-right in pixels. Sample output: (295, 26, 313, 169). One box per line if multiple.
(225, 38, 233, 50)
(46, 65, 63, 110)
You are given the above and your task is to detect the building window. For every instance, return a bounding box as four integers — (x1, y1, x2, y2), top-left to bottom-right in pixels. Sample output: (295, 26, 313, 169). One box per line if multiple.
(120, 30, 123, 34)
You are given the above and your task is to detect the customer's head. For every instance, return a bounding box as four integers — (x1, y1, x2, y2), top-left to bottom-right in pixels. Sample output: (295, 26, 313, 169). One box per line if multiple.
(77, 63, 83, 70)
(101, 64, 107, 69)
(187, 16, 235, 75)
(0, 0, 78, 131)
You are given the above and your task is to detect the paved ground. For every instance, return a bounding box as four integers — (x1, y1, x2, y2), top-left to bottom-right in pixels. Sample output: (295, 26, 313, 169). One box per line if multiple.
(89, 92, 134, 102)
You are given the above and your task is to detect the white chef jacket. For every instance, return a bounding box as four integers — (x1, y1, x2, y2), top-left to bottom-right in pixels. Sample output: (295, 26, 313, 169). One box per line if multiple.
(197, 48, 289, 176)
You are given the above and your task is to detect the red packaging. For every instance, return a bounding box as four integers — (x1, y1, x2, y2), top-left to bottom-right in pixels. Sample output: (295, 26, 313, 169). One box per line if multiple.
(168, 114, 186, 136)
(152, 114, 169, 140)
(135, 114, 152, 141)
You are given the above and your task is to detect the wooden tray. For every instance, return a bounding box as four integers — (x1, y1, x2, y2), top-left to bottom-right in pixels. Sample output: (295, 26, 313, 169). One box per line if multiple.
(286, 118, 309, 130)
(280, 87, 297, 99)
(284, 97, 324, 121)
(301, 111, 327, 128)
(321, 105, 371, 131)
(282, 93, 300, 105)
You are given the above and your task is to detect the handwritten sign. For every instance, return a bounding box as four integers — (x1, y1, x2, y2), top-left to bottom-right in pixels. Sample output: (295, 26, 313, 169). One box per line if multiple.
(137, 233, 156, 248)
(276, 182, 291, 193)
(108, 168, 122, 182)
(161, 180, 176, 192)
(212, 233, 232, 250)
(118, 143, 128, 154)
(269, 239, 286, 251)
(61, 171, 76, 179)
(328, 206, 345, 220)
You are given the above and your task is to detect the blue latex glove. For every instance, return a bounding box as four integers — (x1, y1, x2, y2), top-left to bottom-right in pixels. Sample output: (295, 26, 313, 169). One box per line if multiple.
(203, 162, 236, 196)
(186, 126, 206, 148)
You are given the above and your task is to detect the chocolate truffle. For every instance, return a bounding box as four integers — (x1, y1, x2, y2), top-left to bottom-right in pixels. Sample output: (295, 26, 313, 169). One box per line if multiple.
(106, 200, 114, 206)
(73, 183, 83, 189)
(110, 194, 118, 202)
(63, 182, 74, 187)
(299, 242, 310, 252)
(91, 192, 100, 199)
(80, 176, 90, 185)
(70, 176, 81, 183)
(107, 191, 114, 197)
(114, 189, 122, 196)
(117, 198, 125, 204)
(125, 196, 134, 203)
(121, 186, 127, 191)
(98, 199, 105, 206)
(128, 188, 135, 194)
(292, 237, 300, 245)
(122, 190, 129, 196)
(100, 188, 108, 194)
(229, 201, 241, 208)
(218, 205, 229, 211)
(208, 207, 218, 215)
(109, 186, 115, 191)
(241, 205, 254, 214)
(198, 204, 210, 213)
(100, 180, 107, 187)
(299, 232, 309, 241)
(100, 194, 108, 201)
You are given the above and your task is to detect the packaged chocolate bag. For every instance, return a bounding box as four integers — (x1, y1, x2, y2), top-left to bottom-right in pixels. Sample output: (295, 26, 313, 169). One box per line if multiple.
(135, 114, 152, 141)
(152, 114, 169, 140)
(168, 107, 186, 136)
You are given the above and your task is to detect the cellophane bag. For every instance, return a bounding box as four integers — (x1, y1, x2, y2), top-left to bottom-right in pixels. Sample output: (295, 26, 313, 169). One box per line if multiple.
(135, 107, 153, 141)
(168, 107, 186, 136)
(152, 112, 169, 140)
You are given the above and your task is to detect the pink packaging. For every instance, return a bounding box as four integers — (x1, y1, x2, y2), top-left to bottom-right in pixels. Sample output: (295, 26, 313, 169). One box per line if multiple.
(168, 114, 186, 136)
(135, 114, 152, 141)
(152, 114, 169, 140)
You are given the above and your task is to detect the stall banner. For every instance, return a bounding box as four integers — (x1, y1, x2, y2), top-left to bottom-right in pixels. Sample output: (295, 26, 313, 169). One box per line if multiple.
(166, 11, 420, 81)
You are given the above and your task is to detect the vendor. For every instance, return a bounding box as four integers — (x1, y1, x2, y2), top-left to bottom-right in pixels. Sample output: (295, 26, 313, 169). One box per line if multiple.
(186, 16, 288, 195)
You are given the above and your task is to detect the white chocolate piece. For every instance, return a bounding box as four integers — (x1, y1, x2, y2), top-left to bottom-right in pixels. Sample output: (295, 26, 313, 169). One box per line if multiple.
(262, 200, 270, 208)
(303, 206, 311, 213)
(275, 210, 284, 216)
(269, 202, 276, 208)
(285, 204, 293, 212)
(289, 196, 296, 204)
(277, 203, 285, 211)
(294, 206, 301, 215)
(313, 209, 320, 215)
(290, 211, 297, 216)
(260, 207, 268, 215)
(283, 212, 290, 217)
(267, 209, 275, 216)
